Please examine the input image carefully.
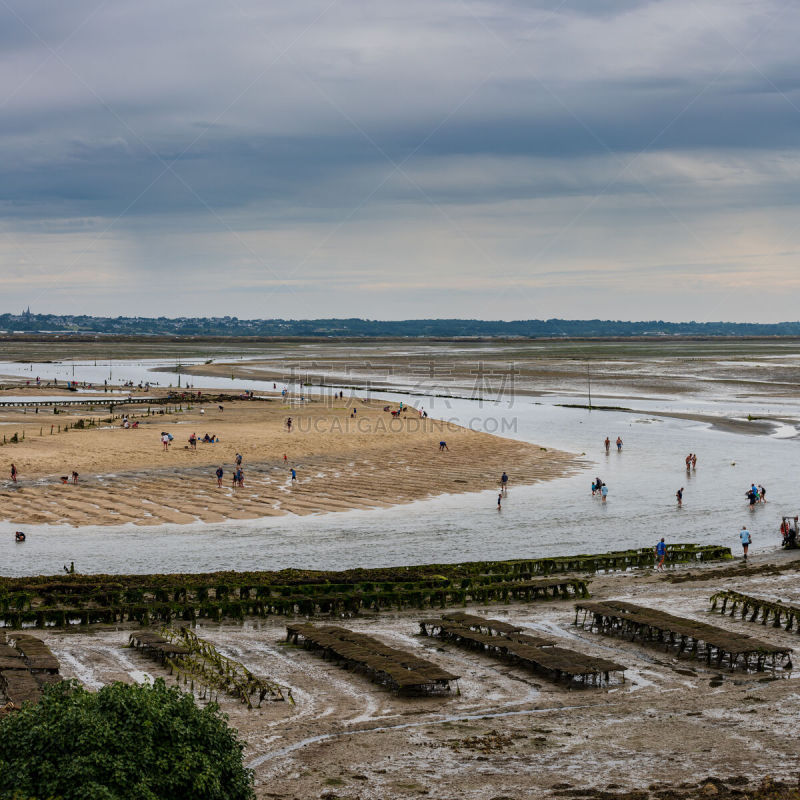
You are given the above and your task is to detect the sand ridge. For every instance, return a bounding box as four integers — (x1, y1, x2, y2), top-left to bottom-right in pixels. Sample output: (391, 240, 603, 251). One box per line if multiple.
(0, 396, 582, 527)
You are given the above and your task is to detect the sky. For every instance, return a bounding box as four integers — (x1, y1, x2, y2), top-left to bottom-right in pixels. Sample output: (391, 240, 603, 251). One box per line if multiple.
(0, 0, 799, 322)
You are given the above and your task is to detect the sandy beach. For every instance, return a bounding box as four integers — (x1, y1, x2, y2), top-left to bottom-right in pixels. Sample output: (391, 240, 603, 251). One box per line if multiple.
(37, 548, 800, 799)
(0, 393, 581, 527)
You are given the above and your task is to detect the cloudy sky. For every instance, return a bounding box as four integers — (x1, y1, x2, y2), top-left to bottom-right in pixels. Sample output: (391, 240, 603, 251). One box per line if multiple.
(1, 0, 798, 321)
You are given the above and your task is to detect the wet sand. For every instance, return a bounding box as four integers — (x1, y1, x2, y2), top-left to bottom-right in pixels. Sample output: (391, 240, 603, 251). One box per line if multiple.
(561, 406, 781, 436)
(0, 397, 580, 527)
(40, 548, 800, 799)
(171, 341, 800, 437)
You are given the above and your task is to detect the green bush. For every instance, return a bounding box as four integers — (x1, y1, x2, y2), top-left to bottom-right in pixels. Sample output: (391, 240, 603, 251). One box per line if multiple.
(0, 679, 254, 800)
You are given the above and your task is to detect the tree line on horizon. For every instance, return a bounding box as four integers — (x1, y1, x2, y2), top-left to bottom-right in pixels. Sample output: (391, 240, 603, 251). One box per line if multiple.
(1, 312, 799, 337)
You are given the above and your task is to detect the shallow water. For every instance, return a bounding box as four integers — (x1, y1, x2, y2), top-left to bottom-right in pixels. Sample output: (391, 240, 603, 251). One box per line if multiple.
(1, 355, 798, 576)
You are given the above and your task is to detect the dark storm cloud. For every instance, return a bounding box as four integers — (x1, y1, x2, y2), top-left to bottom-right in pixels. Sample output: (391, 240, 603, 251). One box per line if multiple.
(0, 0, 798, 222)
(1, 0, 800, 322)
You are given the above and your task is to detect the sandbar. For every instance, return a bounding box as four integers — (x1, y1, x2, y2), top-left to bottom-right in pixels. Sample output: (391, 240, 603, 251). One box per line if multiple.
(0, 393, 581, 527)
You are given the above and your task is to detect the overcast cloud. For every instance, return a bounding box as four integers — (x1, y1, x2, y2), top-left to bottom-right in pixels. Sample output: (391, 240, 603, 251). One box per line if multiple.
(0, 0, 798, 321)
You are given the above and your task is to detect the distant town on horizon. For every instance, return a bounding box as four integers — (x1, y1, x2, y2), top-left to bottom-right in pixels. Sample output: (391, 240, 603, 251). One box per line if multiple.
(1, 310, 799, 338)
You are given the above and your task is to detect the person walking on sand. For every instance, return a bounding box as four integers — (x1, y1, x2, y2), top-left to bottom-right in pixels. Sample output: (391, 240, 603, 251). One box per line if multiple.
(601, 483, 609, 502)
(439, 440, 448, 452)
(71, 471, 79, 485)
(235, 453, 242, 467)
(616, 436, 623, 451)
(655, 538, 667, 571)
(215, 466, 224, 488)
(286, 417, 292, 433)
(10, 464, 17, 483)
(676, 487, 683, 507)
(189, 433, 197, 450)
(161, 433, 169, 452)
(501, 472, 509, 493)
(604, 437, 610, 453)
(740, 525, 751, 561)
(290, 468, 297, 483)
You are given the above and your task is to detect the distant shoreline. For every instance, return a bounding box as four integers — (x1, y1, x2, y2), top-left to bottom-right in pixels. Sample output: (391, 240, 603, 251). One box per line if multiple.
(3, 333, 800, 344)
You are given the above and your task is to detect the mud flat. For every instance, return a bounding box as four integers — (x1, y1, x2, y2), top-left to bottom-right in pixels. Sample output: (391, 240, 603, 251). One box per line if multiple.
(0, 395, 580, 527)
(30, 548, 800, 799)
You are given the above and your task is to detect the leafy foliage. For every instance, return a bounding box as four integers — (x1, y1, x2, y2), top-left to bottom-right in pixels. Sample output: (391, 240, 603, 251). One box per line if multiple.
(0, 679, 254, 800)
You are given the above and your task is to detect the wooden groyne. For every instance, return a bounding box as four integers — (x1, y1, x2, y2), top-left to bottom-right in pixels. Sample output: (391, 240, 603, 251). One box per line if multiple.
(287, 623, 459, 695)
(0, 546, 730, 630)
(710, 590, 800, 632)
(0, 391, 247, 410)
(420, 612, 624, 686)
(128, 631, 191, 664)
(130, 628, 290, 707)
(575, 600, 791, 670)
(0, 632, 60, 711)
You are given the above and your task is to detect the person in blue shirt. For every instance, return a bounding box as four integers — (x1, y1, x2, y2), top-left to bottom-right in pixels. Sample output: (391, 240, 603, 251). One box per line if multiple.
(290, 468, 297, 483)
(600, 484, 609, 502)
(740, 526, 751, 560)
(655, 538, 667, 571)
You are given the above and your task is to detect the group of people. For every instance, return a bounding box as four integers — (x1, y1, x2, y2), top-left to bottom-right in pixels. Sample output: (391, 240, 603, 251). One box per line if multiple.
(212, 453, 298, 490)
(591, 477, 609, 502)
(188, 432, 219, 449)
(675, 457, 700, 506)
(161, 431, 219, 451)
(380, 402, 427, 419)
(603, 436, 623, 452)
(497, 472, 509, 509)
(9, 463, 80, 488)
(215, 453, 245, 487)
(745, 483, 767, 509)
